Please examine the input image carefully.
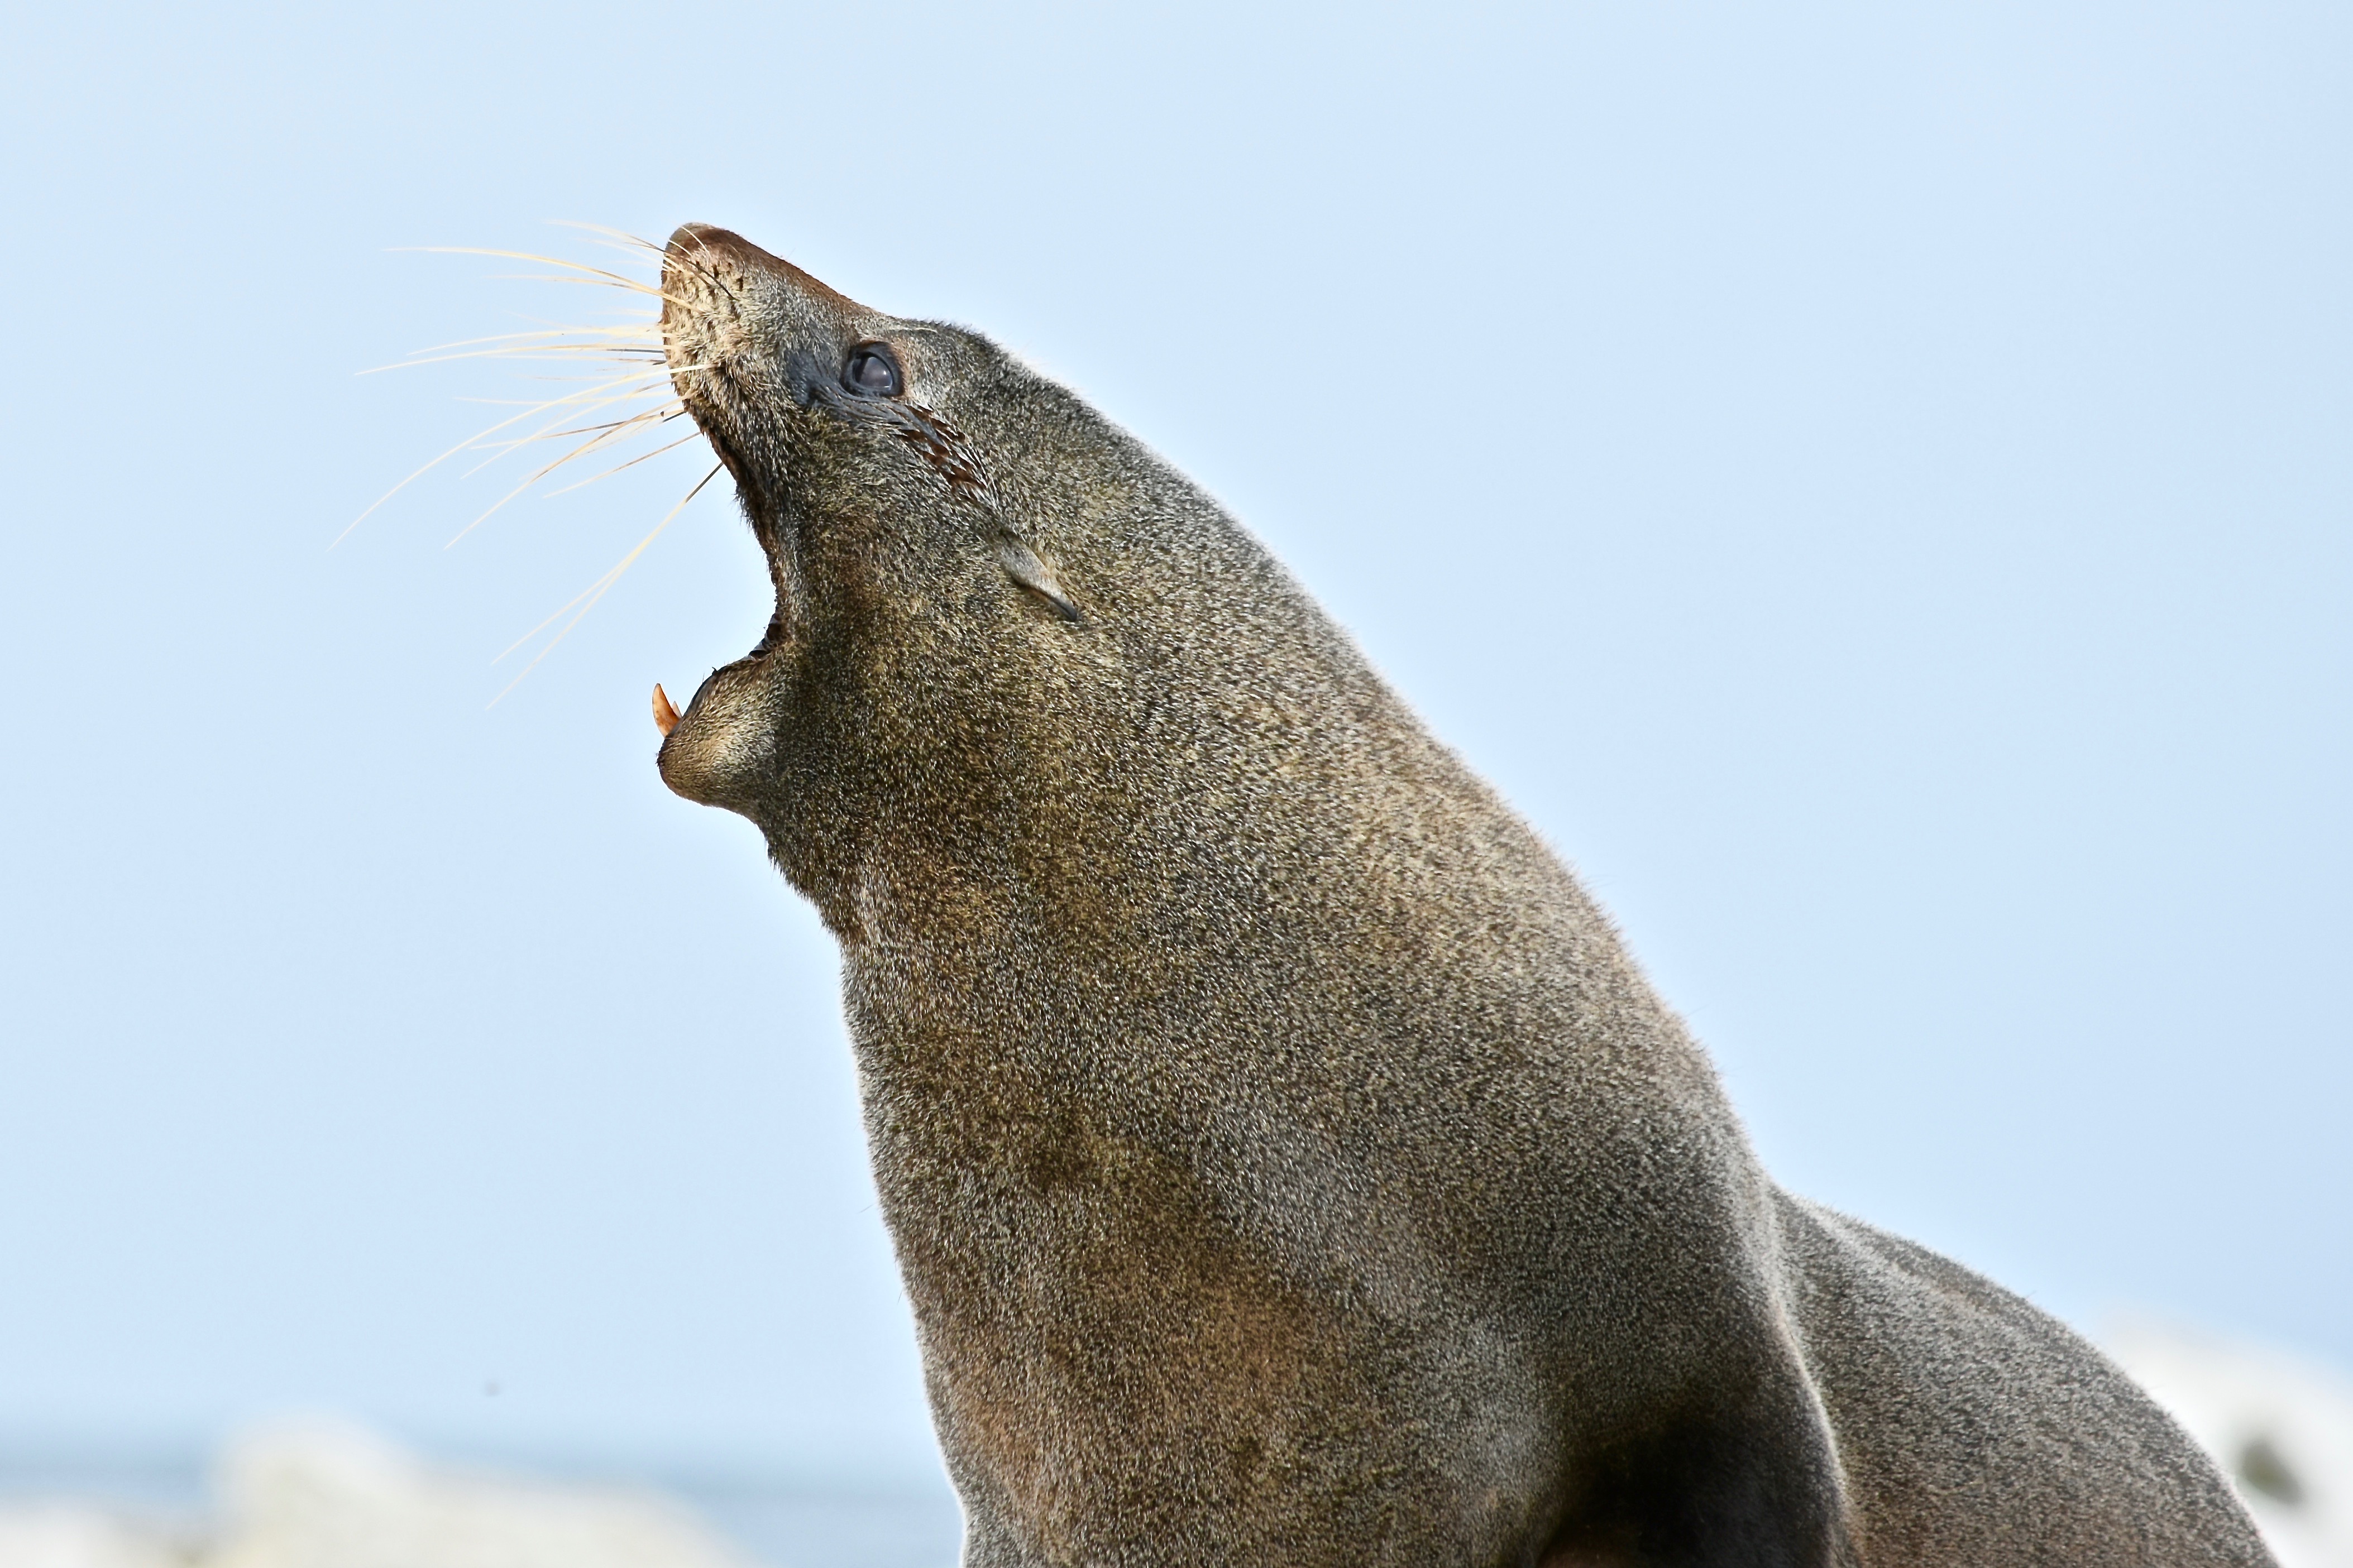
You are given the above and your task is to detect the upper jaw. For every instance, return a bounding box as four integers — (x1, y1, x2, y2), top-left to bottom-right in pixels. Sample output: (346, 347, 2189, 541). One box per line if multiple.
(659, 223, 857, 407)
(660, 224, 859, 529)
(660, 236, 750, 454)
(660, 232, 792, 558)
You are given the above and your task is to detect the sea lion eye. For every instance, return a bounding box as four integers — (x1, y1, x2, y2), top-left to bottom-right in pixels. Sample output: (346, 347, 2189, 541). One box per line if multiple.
(843, 344, 903, 397)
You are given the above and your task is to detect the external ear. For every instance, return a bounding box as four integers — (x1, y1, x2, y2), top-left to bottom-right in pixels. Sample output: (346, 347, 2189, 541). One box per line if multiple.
(997, 535, 1083, 622)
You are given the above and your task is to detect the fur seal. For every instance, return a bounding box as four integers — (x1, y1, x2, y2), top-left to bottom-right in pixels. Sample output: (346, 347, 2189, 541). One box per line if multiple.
(650, 223, 2272, 1567)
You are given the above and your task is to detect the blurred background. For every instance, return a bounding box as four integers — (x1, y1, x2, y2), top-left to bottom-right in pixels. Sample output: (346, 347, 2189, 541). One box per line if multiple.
(1, 1, 2346, 1563)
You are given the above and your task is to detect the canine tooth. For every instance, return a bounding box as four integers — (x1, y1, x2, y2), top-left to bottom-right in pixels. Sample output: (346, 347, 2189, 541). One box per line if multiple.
(652, 683, 681, 737)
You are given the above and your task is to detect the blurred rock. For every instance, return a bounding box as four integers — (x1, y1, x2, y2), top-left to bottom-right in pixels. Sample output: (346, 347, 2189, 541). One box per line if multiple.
(216, 1423, 752, 1568)
(0, 1425, 750, 1568)
(0, 1508, 186, 1568)
(2108, 1320, 2353, 1568)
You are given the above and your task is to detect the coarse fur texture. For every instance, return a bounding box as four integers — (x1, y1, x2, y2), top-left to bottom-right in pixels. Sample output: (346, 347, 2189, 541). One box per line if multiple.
(652, 224, 2274, 1568)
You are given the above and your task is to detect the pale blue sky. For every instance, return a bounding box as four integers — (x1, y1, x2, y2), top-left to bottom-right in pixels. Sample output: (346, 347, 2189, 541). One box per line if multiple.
(2, 0, 2346, 1488)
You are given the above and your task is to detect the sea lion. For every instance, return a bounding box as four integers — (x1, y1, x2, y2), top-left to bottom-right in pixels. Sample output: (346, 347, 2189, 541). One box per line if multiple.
(649, 223, 2272, 1567)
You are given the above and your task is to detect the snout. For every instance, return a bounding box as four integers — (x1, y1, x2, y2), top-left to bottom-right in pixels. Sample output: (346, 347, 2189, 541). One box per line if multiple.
(664, 223, 855, 310)
(667, 222, 781, 280)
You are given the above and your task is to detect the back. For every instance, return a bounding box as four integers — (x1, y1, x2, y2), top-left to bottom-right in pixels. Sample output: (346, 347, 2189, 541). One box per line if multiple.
(1776, 1192, 2273, 1566)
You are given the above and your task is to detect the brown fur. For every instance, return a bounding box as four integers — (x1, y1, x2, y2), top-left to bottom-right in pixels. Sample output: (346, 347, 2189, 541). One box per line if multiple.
(652, 223, 2273, 1567)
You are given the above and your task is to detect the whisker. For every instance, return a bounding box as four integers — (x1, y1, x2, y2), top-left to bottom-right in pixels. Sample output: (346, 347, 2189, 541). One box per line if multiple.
(673, 244, 729, 291)
(339, 367, 680, 543)
(460, 402, 684, 465)
(362, 339, 667, 375)
(367, 229, 726, 696)
(453, 381, 676, 399)
(452, 390, 675, 484)
(482, 407, 685, 447)
(398, 246, 664, 296)
(462, 381, 677, 435)
(487, 462, 726, 706)
(502, 370, 672, 385)
(446, 391, 691, 540)
(395, 322, 661, 354)
(541, 426, 701, 495)
(481, 272, 699, 309)
(395, 242, 700, 311)
(468, 367, 694, 391)
(548, 220, 667, 254)
(599, 222, 730, 292)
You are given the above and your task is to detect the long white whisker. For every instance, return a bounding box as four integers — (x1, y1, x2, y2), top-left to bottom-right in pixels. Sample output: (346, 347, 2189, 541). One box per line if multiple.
(448, 400, 672, 521)
(366, 229, 726, 697)
(362, 341, 666, 375)
(398, 246, 663, 295)
(454, 384, 678, 401)
(480, 273, 697, 308)
(541, 426, 701, 495)
(444, 377, 695, 538)
(339, 367, 679, 543)
(479, 407, 685, 448)
(548, 220, 667, 253)
(460, 402, 683, 466)
(486, 462, 725, 705)
(453, 386, 678, 476)
(398, 322, 661, 354)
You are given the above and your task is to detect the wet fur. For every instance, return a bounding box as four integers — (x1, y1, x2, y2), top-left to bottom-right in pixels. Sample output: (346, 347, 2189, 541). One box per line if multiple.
(653, 225, 2272, 1567)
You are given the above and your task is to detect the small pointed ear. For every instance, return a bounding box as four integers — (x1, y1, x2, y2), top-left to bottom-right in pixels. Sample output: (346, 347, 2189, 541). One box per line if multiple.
(997, 535, 1083, 623)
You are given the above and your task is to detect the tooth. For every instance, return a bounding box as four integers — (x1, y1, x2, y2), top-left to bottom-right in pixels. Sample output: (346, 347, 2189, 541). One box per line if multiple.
(652, 683, 681, 737)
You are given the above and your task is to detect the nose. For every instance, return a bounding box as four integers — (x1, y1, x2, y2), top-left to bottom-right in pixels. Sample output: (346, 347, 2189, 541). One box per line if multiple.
(668, 223, 785, 274)
(666, 223, 856, 311)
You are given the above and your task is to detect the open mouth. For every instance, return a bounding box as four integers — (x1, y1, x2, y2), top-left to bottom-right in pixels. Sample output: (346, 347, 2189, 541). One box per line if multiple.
(648, 224, 796, 737)
(360, 220, 858, 730)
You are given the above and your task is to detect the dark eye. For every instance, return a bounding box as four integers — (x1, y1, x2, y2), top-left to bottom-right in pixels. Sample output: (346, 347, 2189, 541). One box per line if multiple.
(843, 343, 903, 397)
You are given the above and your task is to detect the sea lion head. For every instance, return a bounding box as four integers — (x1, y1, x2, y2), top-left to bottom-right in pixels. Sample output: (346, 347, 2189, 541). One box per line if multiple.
(652, 222, 1268, 922)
